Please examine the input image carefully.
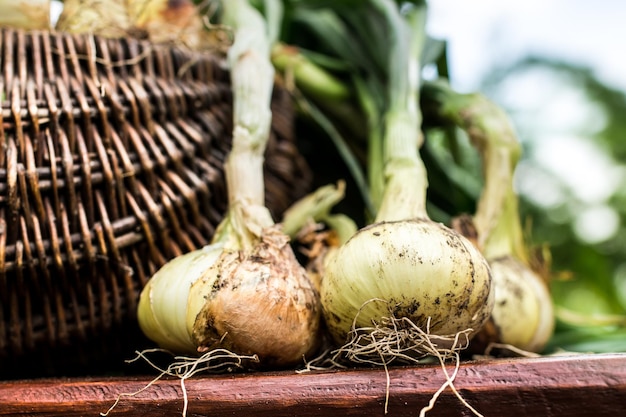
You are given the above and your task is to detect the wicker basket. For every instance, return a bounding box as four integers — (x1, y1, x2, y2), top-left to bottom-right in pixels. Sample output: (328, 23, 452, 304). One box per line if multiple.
(0, 28, 311, 377)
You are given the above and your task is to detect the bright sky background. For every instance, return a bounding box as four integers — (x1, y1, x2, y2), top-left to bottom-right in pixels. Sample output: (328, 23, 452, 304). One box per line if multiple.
(427, 0, 626, 91)
(426, 0, 626, 244)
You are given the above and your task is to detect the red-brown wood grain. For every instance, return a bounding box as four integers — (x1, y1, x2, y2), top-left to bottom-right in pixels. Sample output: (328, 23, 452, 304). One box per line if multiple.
(0, 353, 624, 416)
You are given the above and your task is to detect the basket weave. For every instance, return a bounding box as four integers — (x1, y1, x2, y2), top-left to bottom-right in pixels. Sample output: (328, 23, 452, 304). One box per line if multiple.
(0, 28, 311, 377)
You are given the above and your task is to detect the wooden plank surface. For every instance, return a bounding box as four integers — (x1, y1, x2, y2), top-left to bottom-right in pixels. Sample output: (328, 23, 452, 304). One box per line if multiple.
(0, 353, 624, 416)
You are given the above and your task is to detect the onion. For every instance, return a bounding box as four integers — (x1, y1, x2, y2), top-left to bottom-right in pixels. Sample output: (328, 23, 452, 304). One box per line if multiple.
(322, 219, 494, 345)
(422, 80, 555, 353)
(485, 256, 554, 352)
(136, 0, 320, 367)
(138, 226, 320, 365)
(56, 0, 130, 38)
(318, 1, 494, 355)
(478, 190, 554, 353)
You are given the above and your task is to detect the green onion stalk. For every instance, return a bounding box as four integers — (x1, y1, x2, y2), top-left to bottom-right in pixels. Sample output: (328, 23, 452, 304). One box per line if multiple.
(272, 4, 398, 220)
(137, 0, 321, 368)
(319, 1, 494, 361)
(280, 180, 358, 293)
(271, 42, 352, 104)
(270, 40, 376, 218)
(421, 80, 555, 353)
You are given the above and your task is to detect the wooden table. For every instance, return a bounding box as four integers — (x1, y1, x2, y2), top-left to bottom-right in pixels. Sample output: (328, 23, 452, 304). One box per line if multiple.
(1, 353, 624, 416)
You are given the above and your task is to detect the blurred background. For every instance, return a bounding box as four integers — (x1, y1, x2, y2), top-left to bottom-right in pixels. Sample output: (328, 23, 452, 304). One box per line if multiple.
(427, 0, 626, 351)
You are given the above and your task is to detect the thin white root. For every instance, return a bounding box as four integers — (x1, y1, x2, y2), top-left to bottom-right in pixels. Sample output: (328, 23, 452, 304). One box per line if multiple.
(418, 353, 459, 417)
(484, 342, 541, 358)
(333, 299, 474, 366)
(100, 348, 259, 417)
(419, 350, 484, 417)
(100, 369, 167, 417)
(380, 351, 391, 414)
(306, 299, 483, 416)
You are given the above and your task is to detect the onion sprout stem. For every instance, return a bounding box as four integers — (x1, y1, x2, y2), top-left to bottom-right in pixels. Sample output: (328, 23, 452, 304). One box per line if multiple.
(421, 80, 526, 260)
(374, 1, 428, 222)
(215, 0, 278, 250)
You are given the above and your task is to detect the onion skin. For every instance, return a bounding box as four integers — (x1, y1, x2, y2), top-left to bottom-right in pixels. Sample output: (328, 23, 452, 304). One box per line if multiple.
(190, 227, 321, 366)
(474, 256, 554, 352)
(138, 244, 224, 354)
(321, 218, 494, 345)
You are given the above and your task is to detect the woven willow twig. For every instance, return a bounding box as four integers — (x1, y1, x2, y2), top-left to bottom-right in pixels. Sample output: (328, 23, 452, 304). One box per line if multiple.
(0, 28, 310, 377)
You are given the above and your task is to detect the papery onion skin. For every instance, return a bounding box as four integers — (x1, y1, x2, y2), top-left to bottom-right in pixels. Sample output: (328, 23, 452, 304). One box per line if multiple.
(474, 256, 554, 352)
(321, 218, 494, 345)
(190, 226, 321, 367)
(137, 244, 224, 354)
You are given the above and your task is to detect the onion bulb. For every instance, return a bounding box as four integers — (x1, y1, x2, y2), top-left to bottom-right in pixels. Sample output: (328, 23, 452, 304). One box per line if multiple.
(477, 191, 554, 353)
(482, 256, 554, 352)
(322, 218, 493, 345)
(56, 0, 130, 38)
(138, 226, 320, 365)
